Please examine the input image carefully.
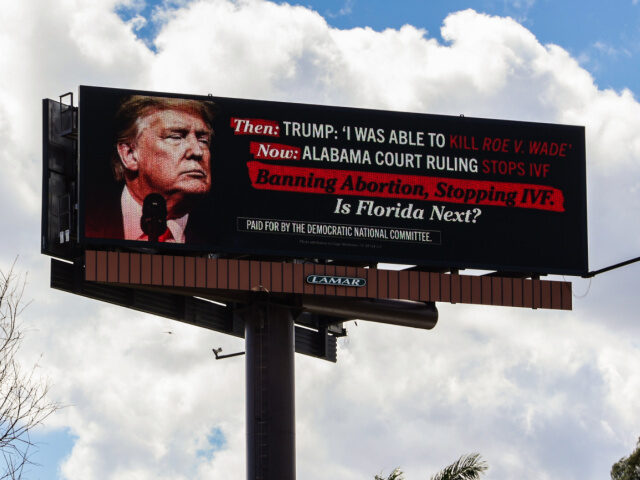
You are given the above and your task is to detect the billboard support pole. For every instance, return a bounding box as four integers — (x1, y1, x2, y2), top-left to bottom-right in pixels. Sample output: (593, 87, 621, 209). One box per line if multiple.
(243, 300, 296, 480)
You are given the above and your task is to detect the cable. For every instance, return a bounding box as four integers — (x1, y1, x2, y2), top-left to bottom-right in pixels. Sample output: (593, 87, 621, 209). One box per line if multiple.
(572, 277, 592, 299)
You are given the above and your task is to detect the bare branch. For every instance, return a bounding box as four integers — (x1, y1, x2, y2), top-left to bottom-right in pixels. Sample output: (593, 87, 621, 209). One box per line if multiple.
(0, 262, 59, 479)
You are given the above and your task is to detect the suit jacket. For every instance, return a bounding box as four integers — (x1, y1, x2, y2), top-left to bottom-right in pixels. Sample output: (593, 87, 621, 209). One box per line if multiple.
(84, 187, 210, 244)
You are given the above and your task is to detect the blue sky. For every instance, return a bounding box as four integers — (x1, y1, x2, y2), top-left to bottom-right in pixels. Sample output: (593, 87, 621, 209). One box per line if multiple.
(28, 430, 76, 480)
(2, 0, 640, 479)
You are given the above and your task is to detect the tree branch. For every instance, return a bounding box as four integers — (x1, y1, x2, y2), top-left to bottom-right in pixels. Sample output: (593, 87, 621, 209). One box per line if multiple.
(0, 262, 59, 479)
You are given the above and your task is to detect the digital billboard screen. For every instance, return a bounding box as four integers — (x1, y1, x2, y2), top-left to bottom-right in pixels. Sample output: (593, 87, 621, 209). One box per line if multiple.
(79, 86, 587, 275)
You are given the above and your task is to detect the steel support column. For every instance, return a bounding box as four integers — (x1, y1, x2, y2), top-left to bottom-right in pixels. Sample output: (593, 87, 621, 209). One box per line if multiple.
(244, 302, 295, 480)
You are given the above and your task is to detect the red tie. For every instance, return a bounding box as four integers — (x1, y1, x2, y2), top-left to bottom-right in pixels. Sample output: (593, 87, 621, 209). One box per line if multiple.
(157, 228, 173, 242)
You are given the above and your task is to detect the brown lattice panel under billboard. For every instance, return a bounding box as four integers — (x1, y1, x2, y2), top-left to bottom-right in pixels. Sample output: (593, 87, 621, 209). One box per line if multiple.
(84, 250, 572, 310)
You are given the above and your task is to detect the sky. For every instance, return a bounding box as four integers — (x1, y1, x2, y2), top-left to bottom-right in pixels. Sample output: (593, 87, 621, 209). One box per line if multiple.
(1, 0, 640, 479)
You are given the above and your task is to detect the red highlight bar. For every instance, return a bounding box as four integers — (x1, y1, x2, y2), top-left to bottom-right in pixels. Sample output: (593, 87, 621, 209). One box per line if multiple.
(230, 117, 280, 137)
(246, 161, 565, 212)
(250, 142, 301, 160)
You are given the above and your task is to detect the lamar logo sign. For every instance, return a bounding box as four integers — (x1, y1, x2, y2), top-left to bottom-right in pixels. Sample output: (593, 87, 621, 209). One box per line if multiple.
(306, 275, 367, 287)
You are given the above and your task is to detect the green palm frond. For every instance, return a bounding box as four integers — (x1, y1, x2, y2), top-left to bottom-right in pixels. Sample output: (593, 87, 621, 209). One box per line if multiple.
(375, 467, 404, 480)
(429, 453, 488, 480)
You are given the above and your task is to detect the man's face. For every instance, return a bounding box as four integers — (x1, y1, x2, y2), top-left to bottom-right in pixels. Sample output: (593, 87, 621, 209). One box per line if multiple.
(124, 107, 212, 216)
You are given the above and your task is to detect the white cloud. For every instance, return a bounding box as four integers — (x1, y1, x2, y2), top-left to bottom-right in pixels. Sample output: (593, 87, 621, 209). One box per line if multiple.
(1, 1, 640, 479)
(324, 0, 354, 18)
(126, 13, 148, 31)
(593, 41, 632, 58)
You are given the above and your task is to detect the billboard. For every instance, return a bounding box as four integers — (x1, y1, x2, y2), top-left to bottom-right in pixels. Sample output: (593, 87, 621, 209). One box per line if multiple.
(79, 86, 588, 275)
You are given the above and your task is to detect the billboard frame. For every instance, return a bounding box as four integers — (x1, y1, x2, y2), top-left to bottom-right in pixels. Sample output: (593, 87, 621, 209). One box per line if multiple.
(77, 85, 588, 276)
